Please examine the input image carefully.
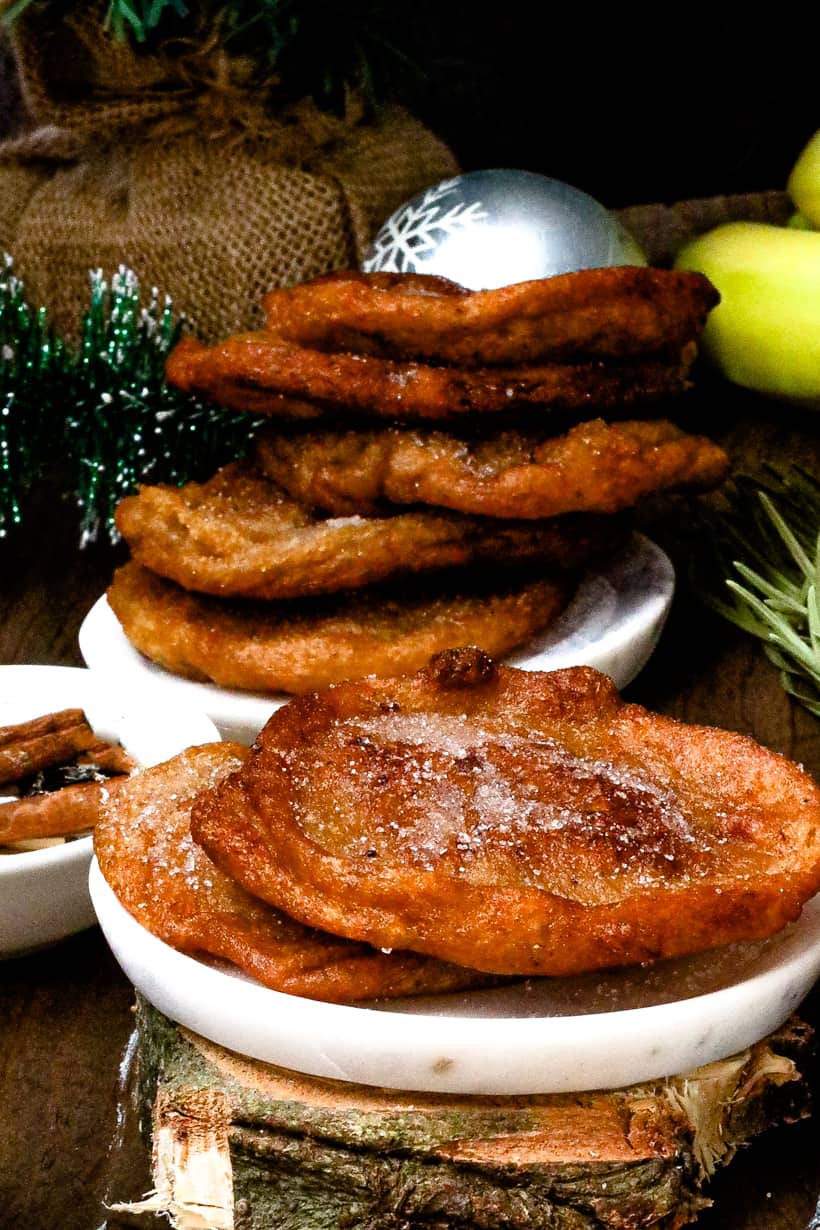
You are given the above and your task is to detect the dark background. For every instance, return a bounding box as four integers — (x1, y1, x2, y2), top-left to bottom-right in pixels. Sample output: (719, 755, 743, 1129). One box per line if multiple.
(404, 0, 818, 207)
(0, 2, 817, 208)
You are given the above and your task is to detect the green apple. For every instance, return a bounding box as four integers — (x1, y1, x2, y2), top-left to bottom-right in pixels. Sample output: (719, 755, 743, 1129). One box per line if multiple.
(787, 210, 814, 230)
(787, 129, 820, 227)
(674, 221, 820, 407)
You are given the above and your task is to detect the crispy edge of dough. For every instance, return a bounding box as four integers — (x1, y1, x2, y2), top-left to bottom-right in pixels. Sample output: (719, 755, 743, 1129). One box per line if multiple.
(253, 418, 729, 519)
(191, 650, 820, 977)
(115, 461, 625, 597)
(106, 562, 574, 694)
(261, 267, 719, 365)
(165, 333, 697, 422)
(95, 741, 501, 1003)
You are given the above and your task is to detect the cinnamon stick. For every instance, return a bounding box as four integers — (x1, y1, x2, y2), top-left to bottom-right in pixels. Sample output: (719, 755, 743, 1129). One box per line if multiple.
(0, 781, 107, 843)
(77, 741, 139, 776)
(0, 709, 99, 786)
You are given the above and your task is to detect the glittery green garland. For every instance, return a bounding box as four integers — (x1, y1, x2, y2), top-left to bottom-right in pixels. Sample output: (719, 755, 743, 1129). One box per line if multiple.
(0, 256, 66, 536)
(0, 257, 258, 545)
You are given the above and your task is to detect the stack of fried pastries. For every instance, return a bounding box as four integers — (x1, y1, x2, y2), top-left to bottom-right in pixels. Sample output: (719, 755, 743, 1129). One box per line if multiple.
(169, 268, 720, 419)
(109, 267, 729, 695)
(94, 650, 820, 1001)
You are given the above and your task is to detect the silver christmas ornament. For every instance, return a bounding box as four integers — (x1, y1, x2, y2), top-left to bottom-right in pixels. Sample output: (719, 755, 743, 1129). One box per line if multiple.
(362, 169, 645, 289)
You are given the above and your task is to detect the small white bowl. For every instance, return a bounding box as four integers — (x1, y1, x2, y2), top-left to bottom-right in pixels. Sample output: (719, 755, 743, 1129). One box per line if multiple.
(0, 665, 220, 958)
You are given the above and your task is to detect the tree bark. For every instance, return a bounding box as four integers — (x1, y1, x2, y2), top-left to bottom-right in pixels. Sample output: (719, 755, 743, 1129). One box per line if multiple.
(119, 998, 813, 1230)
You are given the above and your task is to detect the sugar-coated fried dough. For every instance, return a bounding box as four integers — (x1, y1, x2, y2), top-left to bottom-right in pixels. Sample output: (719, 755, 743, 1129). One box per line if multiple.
(254, 419, 730, 519)
(262, 268, 719, 366)
(107, 562, 572, 694)
(165, 333, 697, 423)
(94, 743, 497, 1002)
(115, 461, 626, 598)
(192, 649, 820, 977)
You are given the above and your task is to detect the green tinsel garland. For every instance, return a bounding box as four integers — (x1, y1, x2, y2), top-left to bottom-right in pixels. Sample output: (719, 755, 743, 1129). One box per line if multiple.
(0, 257, 64, 534)
(0, 256, 258, 545)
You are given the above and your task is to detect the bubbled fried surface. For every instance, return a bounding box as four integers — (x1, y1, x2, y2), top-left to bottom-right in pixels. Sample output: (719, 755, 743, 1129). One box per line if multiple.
(254, 418, 730, 519)
(191, 650, 820, 977)
(261, 268, 719, 366)
(114, 460, 627, 598)
(107, 562, 572, 695)
(93, 742, 500, 1002)
(165, 333, 698, 424)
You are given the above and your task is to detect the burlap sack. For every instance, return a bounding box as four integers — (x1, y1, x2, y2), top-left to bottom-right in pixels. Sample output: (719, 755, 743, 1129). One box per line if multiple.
(0, 5, 458, 340)
(616, 191, 792, 268)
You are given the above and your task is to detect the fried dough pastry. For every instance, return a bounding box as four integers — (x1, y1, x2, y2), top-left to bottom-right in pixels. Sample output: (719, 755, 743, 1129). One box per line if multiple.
(192, 648, 820, 977)
(107, 562, 572, 694)
(261, 268, 719, 366)
(254, 418, 730, 519)
(115, 460, 626, 598)
(165, 333, 697, 423)
(94, 742, 497, 1002)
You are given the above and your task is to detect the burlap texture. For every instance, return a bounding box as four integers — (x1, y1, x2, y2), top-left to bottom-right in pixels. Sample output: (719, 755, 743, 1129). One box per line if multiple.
(616, 191, 793, 267)
(0, 5, 458, 340)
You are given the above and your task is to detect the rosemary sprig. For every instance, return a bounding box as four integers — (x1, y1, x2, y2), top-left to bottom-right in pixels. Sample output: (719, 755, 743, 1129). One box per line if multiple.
(696, 467, 820, 716)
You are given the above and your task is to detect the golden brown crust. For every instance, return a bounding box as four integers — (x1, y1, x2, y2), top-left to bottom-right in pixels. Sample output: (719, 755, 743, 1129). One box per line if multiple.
(106, 562, 573, 694)
(94, 742, 498, 1002)
(115, 460, 627, 598)
(261, 268, 719, 366)
(191, 650, 820, 977)
(254, 419, 730, 519)
(165, 333, 697, 423)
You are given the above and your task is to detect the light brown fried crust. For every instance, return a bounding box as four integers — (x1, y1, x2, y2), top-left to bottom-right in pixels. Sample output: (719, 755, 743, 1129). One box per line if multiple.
(94, 742, 498, 1002)
(261, 268, 720, 366)
(106, 562, 573, 695)
(115, 460, 627, 598)
(165, 333, 697, 423)
(253, 419, 730, 520)
(191, 648, 820, 978)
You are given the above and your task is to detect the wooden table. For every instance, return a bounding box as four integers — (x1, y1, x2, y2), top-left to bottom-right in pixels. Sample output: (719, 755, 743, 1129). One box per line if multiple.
(2, 387, 820, 1230)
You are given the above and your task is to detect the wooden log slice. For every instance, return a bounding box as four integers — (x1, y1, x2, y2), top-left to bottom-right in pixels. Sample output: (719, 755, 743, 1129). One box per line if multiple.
(120, 997, 813, 1230)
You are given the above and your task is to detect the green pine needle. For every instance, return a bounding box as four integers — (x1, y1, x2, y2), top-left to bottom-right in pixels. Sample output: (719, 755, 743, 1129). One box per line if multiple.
(0, 256, 258, 545)
(103, 0, 189, 43)
(694, 466, 820, 717)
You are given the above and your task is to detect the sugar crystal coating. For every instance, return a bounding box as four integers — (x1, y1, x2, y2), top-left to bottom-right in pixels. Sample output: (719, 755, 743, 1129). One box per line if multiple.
(191, 653, 820, 976)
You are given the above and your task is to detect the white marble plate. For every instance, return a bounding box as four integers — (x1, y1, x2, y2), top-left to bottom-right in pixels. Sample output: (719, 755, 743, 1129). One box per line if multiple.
(79, 535, 674, 745)
(90, 859, 820, 1095)
(0, 667, 220, 958)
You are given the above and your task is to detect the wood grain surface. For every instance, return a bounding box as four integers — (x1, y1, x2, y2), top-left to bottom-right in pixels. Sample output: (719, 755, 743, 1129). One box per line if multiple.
(1, 383, 819, 1229)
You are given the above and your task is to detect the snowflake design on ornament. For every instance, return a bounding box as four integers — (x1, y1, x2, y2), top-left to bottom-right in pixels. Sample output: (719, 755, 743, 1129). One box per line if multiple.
(363, 180, 488, 273)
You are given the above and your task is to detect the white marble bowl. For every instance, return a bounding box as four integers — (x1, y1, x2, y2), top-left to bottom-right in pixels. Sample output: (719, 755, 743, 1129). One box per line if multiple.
(90, 859, 820, 1095)
(79, 534, 674, 744)
(0, 665, 219, 958)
